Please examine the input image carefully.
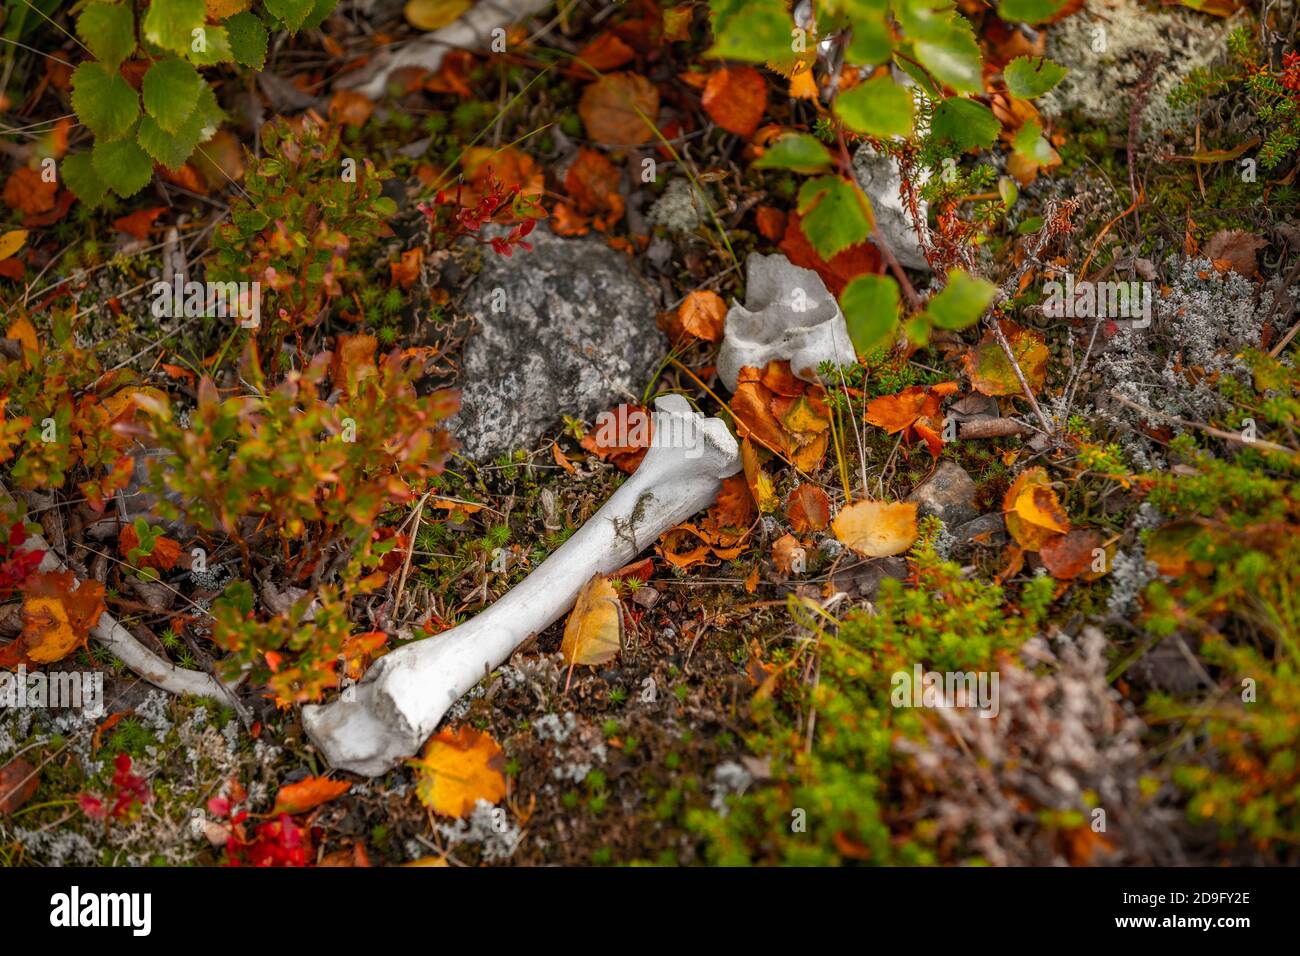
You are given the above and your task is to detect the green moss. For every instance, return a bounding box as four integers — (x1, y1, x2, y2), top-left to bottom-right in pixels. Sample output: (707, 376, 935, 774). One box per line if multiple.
(694, 531, 1053, 864)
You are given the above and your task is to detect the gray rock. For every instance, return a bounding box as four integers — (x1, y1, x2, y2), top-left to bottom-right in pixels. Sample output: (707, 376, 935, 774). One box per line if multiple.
(952, 513, 1007, 549)
(907, 461, 978, 528)
(1038, 0, 1230, 137)
(453, 224, 665, 461)
(830, 554, 907, 600)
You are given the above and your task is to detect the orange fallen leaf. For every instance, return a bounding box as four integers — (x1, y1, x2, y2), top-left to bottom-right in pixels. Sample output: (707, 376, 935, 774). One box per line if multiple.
(391, 247, 424, 290)
(118, 523, 181, 571)
(657, 523, 714, 570)
(831, 499, 918, 557)
(707, 474, 756, 532)
(3, 167, 56, 216)
(552, 441, 576, 474)
(779, 210, 883, 297)
(581, 403, 651, 473)
(789, 67, 818, 99)
(0, 758, 38, 815)
(272, 776, 352, 815)
(772, 533, 804, 575)
(785, 483, 830, 532)
(192, 129, 246, 188)
(1039, 529, 1104, 580)
(157, 162, 208, 196)
(702, 65, 768, 138)
(5, 315, 39, 357)
(461, 145, 544, 198)
(560, 146, 624, 233)
(113, 207, 167, 240)
(755, 206, 786, 241)
(425, 50, 476, 96)
(731, 373, 791, 457)
(677, 290, 727, 342)
(411, 726, 508, 818)
(10, 571, 106, 667)
(561, 573, 622, 667)
(579, 72, 660, 146)
(865, 382, 958, 458)
(328, 90, 375, 129)
(575, 32, 636, 71)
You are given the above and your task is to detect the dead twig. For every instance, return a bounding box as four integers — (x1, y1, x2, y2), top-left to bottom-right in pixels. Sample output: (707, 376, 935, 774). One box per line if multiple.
(959, 417, 1031, 439)
(1108, 391, 1299, 459)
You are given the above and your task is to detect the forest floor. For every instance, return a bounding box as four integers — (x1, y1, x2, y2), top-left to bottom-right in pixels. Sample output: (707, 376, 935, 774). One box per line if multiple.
(1, 0, 1299, 867)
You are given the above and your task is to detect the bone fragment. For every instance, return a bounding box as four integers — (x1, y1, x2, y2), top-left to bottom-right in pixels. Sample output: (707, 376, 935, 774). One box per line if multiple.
(715, 253, 856, 393)
(340, 0, 552, 100)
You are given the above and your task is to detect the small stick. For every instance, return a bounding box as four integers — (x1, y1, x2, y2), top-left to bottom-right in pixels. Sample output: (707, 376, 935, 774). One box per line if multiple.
(959, 417, 1031, 439)
(989, 316, 1055, 435)
(1108, 391, 1298, 458)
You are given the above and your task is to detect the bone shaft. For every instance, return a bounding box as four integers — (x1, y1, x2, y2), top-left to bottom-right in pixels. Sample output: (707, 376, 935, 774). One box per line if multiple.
(401, 467, 721, 684)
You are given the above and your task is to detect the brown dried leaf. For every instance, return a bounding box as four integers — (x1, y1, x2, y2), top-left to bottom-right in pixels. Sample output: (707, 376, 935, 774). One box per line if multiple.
(579, 72, 660, 146)
(785, 483, 831, 532)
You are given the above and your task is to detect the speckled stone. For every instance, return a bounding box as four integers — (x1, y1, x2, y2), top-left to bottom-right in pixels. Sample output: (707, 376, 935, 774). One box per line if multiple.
(452, 224, 665, 461)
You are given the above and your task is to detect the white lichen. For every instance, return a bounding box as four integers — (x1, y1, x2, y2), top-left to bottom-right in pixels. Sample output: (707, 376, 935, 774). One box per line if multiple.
(1039, 0, 1231, 136)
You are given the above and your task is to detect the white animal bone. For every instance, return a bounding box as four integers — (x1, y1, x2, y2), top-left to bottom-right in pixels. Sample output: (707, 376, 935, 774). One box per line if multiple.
(340, 0, 552, 100)
(852, 144, 931, 272)
(303, 395, 740, 775)
(715, 253, 856, 392)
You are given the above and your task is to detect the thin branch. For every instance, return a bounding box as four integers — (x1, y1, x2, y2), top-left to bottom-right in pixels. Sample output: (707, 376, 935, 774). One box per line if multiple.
(1108, 391, 1299, 458)
(0, 483, 248, 718)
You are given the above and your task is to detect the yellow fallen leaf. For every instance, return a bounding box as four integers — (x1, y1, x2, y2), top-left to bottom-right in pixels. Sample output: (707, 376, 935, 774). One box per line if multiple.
(405, 0, 471, 31)
(1015, 483, 1070, 534)
(831, 499, 918, 557)
(9, 572, 106, 667)
(1003, 467, 1069, 551)
(411, 726, 507, 818)
(0, 229, 27, 261)
(561, 573, 622, 666)
(5, 315, 39, 358)
(741, 437, 779, 513)
(22, 597, 80, 664)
